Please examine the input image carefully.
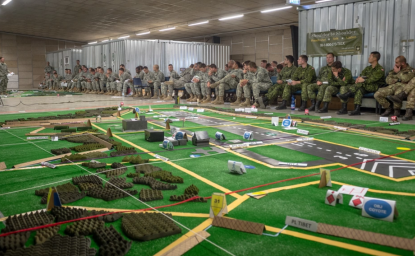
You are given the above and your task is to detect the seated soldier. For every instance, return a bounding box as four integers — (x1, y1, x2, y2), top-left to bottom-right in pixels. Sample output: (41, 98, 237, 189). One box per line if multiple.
(43, 72, 52, 90)
(120, 64, 131, 75)
(63, 69, 73, 91)
(276, 64, 283, 74)
(185, 63, 200, 102)
(270, 55, 297, 109)
(161, 66, 192, 100)
(280, 55, 317, 111)
(338, 51, 385, 115)
(206, 64, 226, 104)
(266, 63, 277, 78)
(147, 65, 164, 99)
(69, 68, 82, 92)
(189, 64, 210, 103)
(306, 52, 335, 111)
(129, 66, 144, 97)
(208, 61, 243, 105)
(249, 62, 273, 109)
(233, 61, 253, 106)
(105, 68, 119, 95)
(374, 56, 414, 117)
(272, 61, 278, 69)
(161, 64, 180, 100)
(318, 61, 354, 113)
(116, 67, 132, 96)
(51, 71, 63, 90)
(79, 66, 89, 92)
(388, 77, 415, 121)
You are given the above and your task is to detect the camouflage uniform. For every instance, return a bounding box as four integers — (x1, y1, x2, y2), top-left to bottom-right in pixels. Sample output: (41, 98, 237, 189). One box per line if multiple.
(0, 62, 10, 94)
(161, 72, 192, 97)
(236, 71, 254, 98)
(79, 71, 89, 90)
(246, 67, 272, 100)
(64, 73, 74, 90)
(345, 64, 385, 105)
(323, 67, 354, 102)
(147, 70, 165, 96)
(268, 69, 277, 78)
(217, 69, 243, 96)
(85, 73, 96, 91)
(266, 65, 297, 100)
(185, 69, 201, 96)
(117, 72, 133, 94)
(44, 65, 54, 75)
(397, 77, 415, 109)
(107, 73, 119, 91)
(307, 64, 332, 101)
(52, 74, 63, 90)
(374, 65, 414, 109)
(98, 72, 106, 92)
(282, 64, 317, 101)
(133, 71, 145, 95)
(206, 69, 226, 97)
(73, 64, 82, 75)
(161, 70, 178, 96)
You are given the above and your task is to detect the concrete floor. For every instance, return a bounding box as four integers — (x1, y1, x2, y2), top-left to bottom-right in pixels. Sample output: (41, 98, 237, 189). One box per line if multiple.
(1, 94, 414, 124)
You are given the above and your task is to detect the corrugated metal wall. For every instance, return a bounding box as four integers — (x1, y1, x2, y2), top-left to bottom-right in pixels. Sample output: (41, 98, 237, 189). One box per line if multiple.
(81, 39, 229, 76)
(46, 49, 83, 76)
(299, 0, 415, 75)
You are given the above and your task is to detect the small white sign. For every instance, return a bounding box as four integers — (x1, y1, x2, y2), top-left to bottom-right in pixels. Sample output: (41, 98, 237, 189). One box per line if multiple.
(296, 137, 314, 141)
(250, 108, 258, 112)
(320, 116, 332, 119)
(333, 126, 348, 130)
(278, 162, 308, 167)
(27, 136, 49, 140)
(325, 190, 343, 206)
(349, 195, 365, 209)
(180, 106, 188, 110)
(228, 160, 247, 175)
(297, 129, 309, 135)
(235, 108, 245, 112)
(338, 185, 368, 196)
(197, 109, 205, 112)
(362, 197, 397, 222)
(271, 117, 279, 126)
(245, 116, 257, 119)
(285, 216, 318, 232)
(51, 136, 59, 141)
(359, 146, 381, 155)
(188, 107, 194, 111)
(379, 117, 389, 122)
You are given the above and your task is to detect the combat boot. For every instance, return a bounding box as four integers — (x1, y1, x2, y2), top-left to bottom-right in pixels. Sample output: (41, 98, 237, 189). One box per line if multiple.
(307, 100, 316, 111)
(213, 96, 224, 105)
(115, 92, 122, 96)
(240, 98, 251, 107)
(201, 96, 212, 104)
(197, 95, 203, 103)
(402, 109, 413, 121)
(337, 103, 347, 115)
(298, 101, 307, 111)
(276, 100, 287, 110)
(338, 92, 353, 101)
(317, 102, 329, 113)
(349, 104, 361, 115)
(187, 93, 195, 102)
(151, 94, 158, 99)
(136, 91, 143, 97)
(387, 91, 407, 105)
(165, 95, 173, 101)
(256, 97, 266, 109)
(393, 109, 401, 117)
(231, 97, 242, 106)
(211, 96, 219, 104)
(380, 107, 393, 117)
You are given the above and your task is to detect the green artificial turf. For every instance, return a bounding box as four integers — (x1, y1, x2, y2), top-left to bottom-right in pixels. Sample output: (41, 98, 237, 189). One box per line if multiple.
(247, 144, 323, 163)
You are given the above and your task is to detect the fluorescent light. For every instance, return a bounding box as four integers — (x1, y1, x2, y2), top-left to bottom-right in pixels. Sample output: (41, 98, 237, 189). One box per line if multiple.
(188, 20, 209, 26)
(315, 0, 332, 3)
(137, 31, 150, 35)
(102, 40, 109, 42)
(159, 27, 176, 32)
(261, 6, 292, 13)
(2, 0, 12, 5)
(118, 35, 130, 39)
(219, 14, 244, 21)
(88, 41, 97, 44)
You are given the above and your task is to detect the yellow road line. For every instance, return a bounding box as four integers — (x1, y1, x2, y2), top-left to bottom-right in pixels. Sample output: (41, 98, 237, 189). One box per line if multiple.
(66, 206, 210, 218)
(91, 123, 241, 199)
(265, 225, 400, 256)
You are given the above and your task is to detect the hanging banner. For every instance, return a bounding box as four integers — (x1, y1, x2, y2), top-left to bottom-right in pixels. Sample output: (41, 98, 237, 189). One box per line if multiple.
(307, 28, 363, 56)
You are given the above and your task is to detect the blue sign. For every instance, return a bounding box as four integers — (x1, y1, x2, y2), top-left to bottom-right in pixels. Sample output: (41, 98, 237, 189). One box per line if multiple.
(162, 140, 174, 150)
(175, 131, 184, 140)
(282, 119, 292, 128)
(190, 154, 201, 158)
(243, 131, 253, 140)
(135, 107, 139, 113)
(215, 132, 226, 140)
(244, 165, 256, 169)
(364, 199, 393, 219)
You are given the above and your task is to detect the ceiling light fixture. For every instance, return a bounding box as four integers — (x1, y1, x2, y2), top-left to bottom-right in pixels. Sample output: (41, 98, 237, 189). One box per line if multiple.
(2, 0, 12, 5)
(88, 41, 97, 44)
(101, 40, 109, 42)
(118, 35, 130, 39)
(315, 0, 333, 3)
(188, 20, 209, 26)
(137, 31, 151, 35)
(159, 27, 176, 32)
(261, 6, 292, 13)
(218, 14, 244, 21)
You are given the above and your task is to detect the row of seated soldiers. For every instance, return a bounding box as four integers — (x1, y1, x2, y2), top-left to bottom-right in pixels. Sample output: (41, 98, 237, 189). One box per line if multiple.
(265, 52, 415, 121)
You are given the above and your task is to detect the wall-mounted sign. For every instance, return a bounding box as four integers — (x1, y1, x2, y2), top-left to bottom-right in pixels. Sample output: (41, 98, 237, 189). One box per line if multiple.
(307, 28, 363, 56)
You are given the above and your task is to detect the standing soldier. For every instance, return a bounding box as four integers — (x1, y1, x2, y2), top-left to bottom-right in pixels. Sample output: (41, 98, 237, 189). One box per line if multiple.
(318, 61, 354, 113)
(280, 55, 317, 111)
(73, 60, 81, 75)
(270, 55, 297, 109)
(306, 53, 335, 111)
(44, 62, 55, 75)
(374, 56, 414, 117)
(338, 51, 385, 115)
(0, 57, 11, 95)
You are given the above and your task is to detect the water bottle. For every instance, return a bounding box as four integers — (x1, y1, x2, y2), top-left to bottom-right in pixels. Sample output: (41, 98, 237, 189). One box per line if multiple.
(290, 95, 295, 110)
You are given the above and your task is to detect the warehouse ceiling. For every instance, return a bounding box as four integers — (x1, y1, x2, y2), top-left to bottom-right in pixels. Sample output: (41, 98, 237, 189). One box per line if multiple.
(0, 0, 299, 43)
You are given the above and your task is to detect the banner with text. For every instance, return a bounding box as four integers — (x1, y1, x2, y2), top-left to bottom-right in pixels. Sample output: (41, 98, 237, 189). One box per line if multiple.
(307, 28, 363, 56)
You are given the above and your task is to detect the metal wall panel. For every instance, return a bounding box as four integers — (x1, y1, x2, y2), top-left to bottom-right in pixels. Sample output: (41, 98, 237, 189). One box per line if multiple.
(299, 0, 415, 73)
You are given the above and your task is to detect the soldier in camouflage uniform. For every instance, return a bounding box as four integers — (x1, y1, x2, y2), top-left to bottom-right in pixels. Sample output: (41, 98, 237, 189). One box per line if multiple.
(131, 66, 144, 97)
(0, 57, 11, 95)
(318, 61, 354, 113)
(185, 64, 201, 102)
(146, 65, 165, 99)
(160, 64, 178, 100)
(232, 61, 253, 106)
(162, 66, 192, 100)
(206, 64, 226, 104)
(266, 63, 277, 78)
(105, 68, 119, 95)
(73, 60, 81, 76)
(387, 76, 415, 121)
(63, 69, 73, 91)
(69, 68, 82, 92)
(51, 71, 63, 90)
(79, 67, 89, 92)
(44, 62, 54, 75)
(306, 53, 335, 111)
(281, 55, 317, 111)
(338, 51, 385, 115)
(208, 62, 243, 105)
(271, 55, 297, 109)
(97, 67, 107, 94)
(85, 68, 97, 93)
(189, 64, 210, 103)
(116, 68, 132, 96)
(374, 56, 414, 117)
(120, 64, 131, 75)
